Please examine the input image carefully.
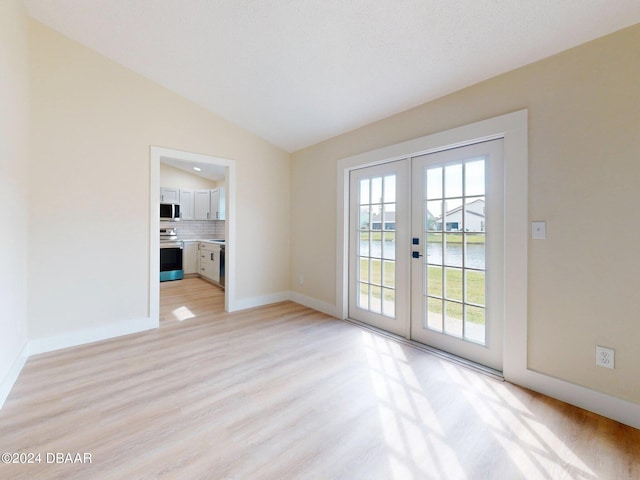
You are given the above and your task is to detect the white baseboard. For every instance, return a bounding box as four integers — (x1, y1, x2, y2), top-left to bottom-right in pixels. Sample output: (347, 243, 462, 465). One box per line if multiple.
(29, 316, 158, 356)
(230, 291, 291, 312)
(507, 368, 640, 431)
(0, 342, 29, 410)
(228, 290, 340, 318)
(289, 291, 340, 318)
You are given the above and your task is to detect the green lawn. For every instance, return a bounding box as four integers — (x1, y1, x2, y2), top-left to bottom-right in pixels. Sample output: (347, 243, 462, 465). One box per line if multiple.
(362, 231, 396, 242)
(427, 266, 485, 324)
(359, 258, 394, 288)
(427, 266, 484, 304)
(357, 227, 485, 326)
(426, 233, 485, 244)
(356, 258, 485, 324)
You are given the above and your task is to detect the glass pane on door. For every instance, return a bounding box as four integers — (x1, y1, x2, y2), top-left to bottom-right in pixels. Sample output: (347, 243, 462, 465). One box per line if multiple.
(356, 174, 397, 318)
(423, 159, 487, 345)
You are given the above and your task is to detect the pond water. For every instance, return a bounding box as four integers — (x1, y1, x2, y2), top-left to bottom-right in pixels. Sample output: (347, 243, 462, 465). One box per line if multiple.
(426, 242, 485, 270)
(360, 240, 485, 269)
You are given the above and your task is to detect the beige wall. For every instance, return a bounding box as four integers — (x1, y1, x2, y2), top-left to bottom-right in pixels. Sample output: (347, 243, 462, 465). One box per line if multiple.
(291, 25, 640, 404)
(28, 20, 291, 339)
(160, 163, 217, 190)
(0, 0, 29, 384)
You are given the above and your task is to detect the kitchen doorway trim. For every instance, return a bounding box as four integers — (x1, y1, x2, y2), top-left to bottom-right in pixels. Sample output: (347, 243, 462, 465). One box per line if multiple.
(150, 146, 237, 323)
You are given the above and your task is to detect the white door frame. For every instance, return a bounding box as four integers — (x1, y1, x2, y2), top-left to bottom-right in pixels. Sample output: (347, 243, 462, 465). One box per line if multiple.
(150, 146, 238, 324)
(336, 110, 528, 378)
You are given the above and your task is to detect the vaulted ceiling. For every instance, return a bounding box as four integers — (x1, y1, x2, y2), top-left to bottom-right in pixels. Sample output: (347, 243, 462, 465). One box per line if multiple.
(24, 1, 640, 152)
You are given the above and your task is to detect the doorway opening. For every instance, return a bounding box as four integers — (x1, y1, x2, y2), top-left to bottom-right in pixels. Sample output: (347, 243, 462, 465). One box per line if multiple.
(149, 146, 237, 327)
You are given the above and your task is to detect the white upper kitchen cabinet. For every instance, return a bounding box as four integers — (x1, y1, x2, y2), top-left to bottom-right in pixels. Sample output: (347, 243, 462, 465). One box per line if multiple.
(194, 189, 211, 220)
(210, 187, 226, 220)
(160, 187, 179, 204)
(179, 189, 195, 220)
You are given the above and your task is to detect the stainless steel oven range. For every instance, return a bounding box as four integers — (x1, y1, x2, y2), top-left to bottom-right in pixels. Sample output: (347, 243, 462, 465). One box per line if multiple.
(160, 228, 183, 282)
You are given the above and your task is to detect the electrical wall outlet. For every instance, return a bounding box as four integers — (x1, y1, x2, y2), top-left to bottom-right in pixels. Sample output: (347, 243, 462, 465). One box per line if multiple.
(596, 345, 615, 369)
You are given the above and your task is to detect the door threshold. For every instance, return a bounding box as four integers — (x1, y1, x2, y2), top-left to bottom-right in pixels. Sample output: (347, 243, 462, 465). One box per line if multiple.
(343, 317, 504, 381)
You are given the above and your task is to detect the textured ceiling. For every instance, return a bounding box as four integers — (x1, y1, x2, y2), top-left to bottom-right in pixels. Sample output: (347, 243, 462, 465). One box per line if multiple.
(23, 0, 640, 152)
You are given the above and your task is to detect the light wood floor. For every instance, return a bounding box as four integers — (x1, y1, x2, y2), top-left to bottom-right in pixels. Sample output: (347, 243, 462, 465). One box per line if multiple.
(1, 277, 638, 479)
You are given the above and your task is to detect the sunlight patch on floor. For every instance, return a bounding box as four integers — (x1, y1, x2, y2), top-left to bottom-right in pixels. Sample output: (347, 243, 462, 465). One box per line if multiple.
(442, 362, 596, 479)
(171, 306, 196, 322)
(363, 332, 466, 479)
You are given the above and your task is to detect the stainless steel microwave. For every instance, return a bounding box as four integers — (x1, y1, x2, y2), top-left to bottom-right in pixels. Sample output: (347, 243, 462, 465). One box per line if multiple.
(160, 203, 180, 221)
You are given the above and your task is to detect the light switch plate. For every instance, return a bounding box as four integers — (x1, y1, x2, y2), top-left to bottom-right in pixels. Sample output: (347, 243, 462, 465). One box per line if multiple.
(531, 221, 546, 239)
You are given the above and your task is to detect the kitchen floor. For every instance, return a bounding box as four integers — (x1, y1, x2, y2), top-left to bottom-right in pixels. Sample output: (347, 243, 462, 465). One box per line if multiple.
(159, 277, 224, 328)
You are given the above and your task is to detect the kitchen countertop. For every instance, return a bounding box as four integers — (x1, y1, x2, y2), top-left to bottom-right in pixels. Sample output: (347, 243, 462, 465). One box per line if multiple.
(181, 239, 225, 245)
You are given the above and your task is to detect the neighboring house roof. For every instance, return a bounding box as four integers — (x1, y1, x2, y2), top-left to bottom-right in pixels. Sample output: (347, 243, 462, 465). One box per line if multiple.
(371, 211, 396, 223)
(435, 198, 485, 221)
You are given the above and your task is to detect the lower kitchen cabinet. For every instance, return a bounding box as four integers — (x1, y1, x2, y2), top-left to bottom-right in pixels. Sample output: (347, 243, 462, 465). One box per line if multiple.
(183, 241, 199, 275)
(199, 242, 221, 284)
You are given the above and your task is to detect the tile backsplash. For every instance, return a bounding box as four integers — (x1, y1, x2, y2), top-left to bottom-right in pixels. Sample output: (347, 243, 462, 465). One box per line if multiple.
(160, 220, 225, 240)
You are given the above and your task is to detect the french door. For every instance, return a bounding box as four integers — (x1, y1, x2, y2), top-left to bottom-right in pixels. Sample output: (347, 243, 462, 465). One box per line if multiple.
(410, 139, 504, 370)
(349, 139, 504, 370)
(348, 161, 410, 336)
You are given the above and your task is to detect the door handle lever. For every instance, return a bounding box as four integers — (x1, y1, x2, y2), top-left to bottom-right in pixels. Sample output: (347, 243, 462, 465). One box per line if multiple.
(412, 251, 423, 258)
